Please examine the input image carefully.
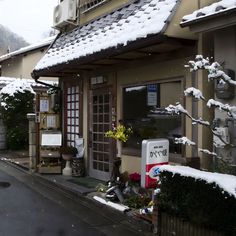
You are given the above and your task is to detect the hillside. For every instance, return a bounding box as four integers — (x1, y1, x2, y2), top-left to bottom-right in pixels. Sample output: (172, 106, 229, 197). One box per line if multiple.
(0, 25, 29, 56)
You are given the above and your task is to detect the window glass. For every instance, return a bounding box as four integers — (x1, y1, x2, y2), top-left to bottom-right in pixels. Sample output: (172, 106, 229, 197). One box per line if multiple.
(65, 83, 80, 146)
(123, 81, 182, 156)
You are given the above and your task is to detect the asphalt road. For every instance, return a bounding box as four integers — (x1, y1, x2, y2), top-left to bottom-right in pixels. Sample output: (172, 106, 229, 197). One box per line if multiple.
(0, 161, 145, 236)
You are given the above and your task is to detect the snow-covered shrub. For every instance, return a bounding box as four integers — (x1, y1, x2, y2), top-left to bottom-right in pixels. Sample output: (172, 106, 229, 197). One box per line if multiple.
(0, 80, 35, 150)
(158, 165, 236, 234)
(6, 127, 28, 150)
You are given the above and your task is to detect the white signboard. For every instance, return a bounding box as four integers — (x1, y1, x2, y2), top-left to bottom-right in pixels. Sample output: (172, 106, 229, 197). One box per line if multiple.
(46, 115, 56, 128)
(41, 133, 62, 146)
(141, 139, 169, 188)
(40, 99, 49, 112)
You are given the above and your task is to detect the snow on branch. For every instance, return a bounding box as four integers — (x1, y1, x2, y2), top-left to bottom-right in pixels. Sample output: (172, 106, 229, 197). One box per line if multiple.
(198, 148, 217, 157)
(192, 117, 210, 126)
(186, 55, 236, 86)
(165, 103, 189, 115)
(186, 55, 210, 71)
(207, 99, 236, 119)
(165, 103, 210, 126)
(184, 87, 205, 100)
(174, 137, 195, 146)
(198, 148, 225, 162)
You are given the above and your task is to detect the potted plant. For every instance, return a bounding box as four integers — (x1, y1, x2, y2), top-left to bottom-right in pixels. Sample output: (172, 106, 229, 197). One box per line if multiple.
(105, 124, 132, 143)
(59, 146, 78, 176)
(105, 124, 132, 157)
(105, 124, 133, 181)
(59, 146, 78, 159)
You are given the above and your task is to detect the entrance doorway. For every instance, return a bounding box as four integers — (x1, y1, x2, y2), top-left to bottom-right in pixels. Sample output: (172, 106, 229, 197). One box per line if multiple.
(89, 88, 114, 181)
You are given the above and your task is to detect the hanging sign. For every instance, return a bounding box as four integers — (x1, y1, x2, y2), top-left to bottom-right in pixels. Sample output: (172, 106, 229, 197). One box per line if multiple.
(40, 99, 49, 112)
(141, 139, 169, 188)
(147, 84, 157, 106)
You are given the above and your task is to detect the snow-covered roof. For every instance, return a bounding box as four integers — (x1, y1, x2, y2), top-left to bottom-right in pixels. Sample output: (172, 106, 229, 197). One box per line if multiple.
(0, 36, 56, 63)
(181, 0, 236, 25)
(160, 165, 236, 198)
(0, 77, 57, 89)
(34, 0, 178, 72)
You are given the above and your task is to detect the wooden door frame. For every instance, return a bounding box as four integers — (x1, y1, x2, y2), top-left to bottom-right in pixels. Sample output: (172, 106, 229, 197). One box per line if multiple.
(88, 84, 116, 180)
(62, 78, 83, 146)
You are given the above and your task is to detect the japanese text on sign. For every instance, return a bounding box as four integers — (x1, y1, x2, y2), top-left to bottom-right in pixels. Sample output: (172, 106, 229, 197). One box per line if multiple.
(141, 139, 169, 188)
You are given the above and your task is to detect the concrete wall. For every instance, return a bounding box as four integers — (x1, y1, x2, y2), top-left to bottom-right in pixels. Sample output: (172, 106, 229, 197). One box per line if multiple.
(1, 48, 57, 82)
(22, 49, 57, 81)
(1, 57, 23, 78)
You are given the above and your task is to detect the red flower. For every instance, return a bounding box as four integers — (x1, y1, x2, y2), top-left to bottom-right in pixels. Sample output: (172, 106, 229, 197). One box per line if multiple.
(129, 172, 141, 182)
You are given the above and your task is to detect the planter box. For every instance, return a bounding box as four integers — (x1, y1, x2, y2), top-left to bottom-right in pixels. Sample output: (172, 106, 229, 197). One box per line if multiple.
(38, 166, 61, 174)
(39, 150, 61, 174)
(40, 150, 60, 158)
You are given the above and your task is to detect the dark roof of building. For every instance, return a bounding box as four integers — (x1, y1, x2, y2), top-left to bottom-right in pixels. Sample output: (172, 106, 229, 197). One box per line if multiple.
(33, 0, 179, 76)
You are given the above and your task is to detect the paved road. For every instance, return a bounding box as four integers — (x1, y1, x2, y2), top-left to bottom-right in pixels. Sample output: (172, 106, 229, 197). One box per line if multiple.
(0, 161, 145, 236)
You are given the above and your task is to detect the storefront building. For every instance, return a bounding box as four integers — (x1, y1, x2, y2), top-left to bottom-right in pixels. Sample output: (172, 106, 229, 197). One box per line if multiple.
(32, 0, 214, 180)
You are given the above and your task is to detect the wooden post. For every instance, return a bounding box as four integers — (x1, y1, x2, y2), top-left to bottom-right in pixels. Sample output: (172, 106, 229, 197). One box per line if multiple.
(27, 113, 36, 172)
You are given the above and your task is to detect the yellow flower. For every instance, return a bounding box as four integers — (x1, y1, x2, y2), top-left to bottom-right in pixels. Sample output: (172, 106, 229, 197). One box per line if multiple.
(105, 124, 133, 142)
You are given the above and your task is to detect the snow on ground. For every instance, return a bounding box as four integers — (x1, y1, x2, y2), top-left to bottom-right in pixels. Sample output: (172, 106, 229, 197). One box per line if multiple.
(93, 196, 130, 212)
(160, 165, 236, 198)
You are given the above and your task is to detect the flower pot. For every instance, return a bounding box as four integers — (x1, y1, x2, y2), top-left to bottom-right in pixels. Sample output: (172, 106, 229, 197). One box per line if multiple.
(62, 153, 73, 161)
(62, 154, 74, 176)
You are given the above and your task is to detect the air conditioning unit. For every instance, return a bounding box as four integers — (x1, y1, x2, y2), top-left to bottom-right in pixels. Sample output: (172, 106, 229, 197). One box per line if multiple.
(213, 127, 230, 148)
(215, 69, 235, 100)
(53, 0, 77, 29)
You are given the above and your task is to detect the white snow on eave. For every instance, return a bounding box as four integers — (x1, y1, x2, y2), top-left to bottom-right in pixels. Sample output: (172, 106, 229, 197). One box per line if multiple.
(0, 36, 56, 62)
(181, 0, 236, 24)
(159, 165, 236, 198)
(0, 77, 57, 88)
(35, 0, 178, 71)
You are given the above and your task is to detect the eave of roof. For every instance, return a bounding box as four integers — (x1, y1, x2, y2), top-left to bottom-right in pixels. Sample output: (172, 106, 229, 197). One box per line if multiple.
(0, 36, 56, 63)
(0, 76, 57, 88)
(181, 0, 236, 28)
(181, 6, 236, 28)
(32, 0, 179, 78)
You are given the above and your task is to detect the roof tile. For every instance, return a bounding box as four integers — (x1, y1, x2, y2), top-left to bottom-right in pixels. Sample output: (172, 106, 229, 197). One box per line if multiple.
(182, 0, 236, 24)
(34, 0, 178, 72)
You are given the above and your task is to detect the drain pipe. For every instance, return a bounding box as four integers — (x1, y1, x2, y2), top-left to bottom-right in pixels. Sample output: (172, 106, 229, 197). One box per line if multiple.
(32, 74, 60, 91)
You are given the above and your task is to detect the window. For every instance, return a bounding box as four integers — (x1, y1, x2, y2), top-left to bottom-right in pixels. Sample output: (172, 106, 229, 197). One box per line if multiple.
(122, 81, 182, 156)
(80, 0, 110, 13)
(64, 83, 81, 146)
